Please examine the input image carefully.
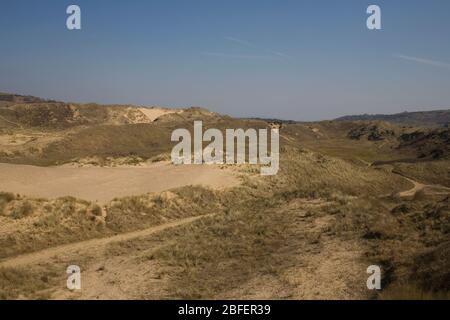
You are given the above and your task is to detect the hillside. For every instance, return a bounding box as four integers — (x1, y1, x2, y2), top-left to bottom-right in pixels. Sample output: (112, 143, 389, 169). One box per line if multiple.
(0, 92, 449, 300)
(0, 102, 181, 130)
(336, 109, 450, 128)
(0, 93, 267, 166)
(0, 92, 55, 104)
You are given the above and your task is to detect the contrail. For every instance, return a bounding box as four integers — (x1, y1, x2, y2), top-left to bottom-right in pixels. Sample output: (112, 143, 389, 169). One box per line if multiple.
(201, 36, 290, 61)
(394, 54, 450, 69)
(201, 51, 281, 60)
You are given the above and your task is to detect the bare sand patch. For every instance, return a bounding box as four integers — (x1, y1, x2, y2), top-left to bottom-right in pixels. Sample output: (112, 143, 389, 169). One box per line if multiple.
(0, 162, 239, 204)
(138, 107, 179, 122)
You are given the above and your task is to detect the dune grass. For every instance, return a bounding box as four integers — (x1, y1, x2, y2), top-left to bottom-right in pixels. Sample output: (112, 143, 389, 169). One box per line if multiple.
(0, 147, 448, 299)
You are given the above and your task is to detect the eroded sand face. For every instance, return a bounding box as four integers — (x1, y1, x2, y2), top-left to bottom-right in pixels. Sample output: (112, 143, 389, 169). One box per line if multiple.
(0, 162, 238, 204)
(138, 107, 179, 122)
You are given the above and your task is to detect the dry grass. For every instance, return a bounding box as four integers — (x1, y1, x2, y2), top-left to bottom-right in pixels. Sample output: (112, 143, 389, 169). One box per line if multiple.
(0, 147, 448, 299)
(380, 284, 450, 300)
(0, 267, 57, 299)
(106, 187, 223, 233)
(0, 192, 15, 214)
(0, 196, 106, 259)
(152, 206, 296, 299)
(273, 148, 410, 196)
(1, 99, 449, 299)
(393, 160, 450, 187)
(0, 187, 223, 260)
(138, 147, 419, 299)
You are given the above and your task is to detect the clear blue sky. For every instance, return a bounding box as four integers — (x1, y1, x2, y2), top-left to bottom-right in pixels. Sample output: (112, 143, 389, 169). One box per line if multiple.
(1, 0, 449, 120)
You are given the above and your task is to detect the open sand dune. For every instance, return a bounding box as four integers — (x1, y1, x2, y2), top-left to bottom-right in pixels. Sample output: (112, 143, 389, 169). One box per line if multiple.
(138, 107, 179, 122)
(0, 162, 238, 203)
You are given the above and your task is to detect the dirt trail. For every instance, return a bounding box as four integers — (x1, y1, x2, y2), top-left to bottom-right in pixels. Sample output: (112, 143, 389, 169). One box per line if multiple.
(0, 215, 212, 269)
(397, 176, 425, 198)
(356, 158, 372, 167)
(389, 169, 450, 198)
(280, 134, 296, 143)
(54, 200, 368, 300)
(370, 163, 450, 198)
(0, 114, 23, 129)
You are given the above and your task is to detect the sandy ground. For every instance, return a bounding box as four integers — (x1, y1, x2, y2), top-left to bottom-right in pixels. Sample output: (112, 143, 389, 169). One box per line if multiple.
(34, 199, 368, 300)
(138, 107, 179, 122)
(0, 162, 238, 203)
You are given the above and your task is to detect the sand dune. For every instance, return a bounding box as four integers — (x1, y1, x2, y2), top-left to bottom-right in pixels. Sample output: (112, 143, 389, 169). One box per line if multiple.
(0, 162, 238, 203)
(138, 107, 179, 122)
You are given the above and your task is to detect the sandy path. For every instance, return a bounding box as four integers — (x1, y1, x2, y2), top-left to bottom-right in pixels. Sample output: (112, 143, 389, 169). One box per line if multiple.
(397, 176, 425, 198)
(0, 162, 238, 204)
(390, 170, 450, 198)
(53, 202, 367, 300)
(0, 214, 212, 269)
(0, 114, 23, 128)
(371, 164, 450, 198)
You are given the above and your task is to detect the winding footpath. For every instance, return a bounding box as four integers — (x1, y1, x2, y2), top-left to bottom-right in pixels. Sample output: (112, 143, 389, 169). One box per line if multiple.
(0, 214, 213, 269)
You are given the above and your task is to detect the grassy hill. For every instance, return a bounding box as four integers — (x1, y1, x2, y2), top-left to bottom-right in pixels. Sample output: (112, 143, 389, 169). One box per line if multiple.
(0, 94, 269, 165)
(336, 109, 450, 128)
(0, 92, 449, 299)
(0, 92, 55, 104)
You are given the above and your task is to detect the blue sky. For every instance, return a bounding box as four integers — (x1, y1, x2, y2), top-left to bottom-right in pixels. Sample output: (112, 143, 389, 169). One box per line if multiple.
(0, 0, 449, 120)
